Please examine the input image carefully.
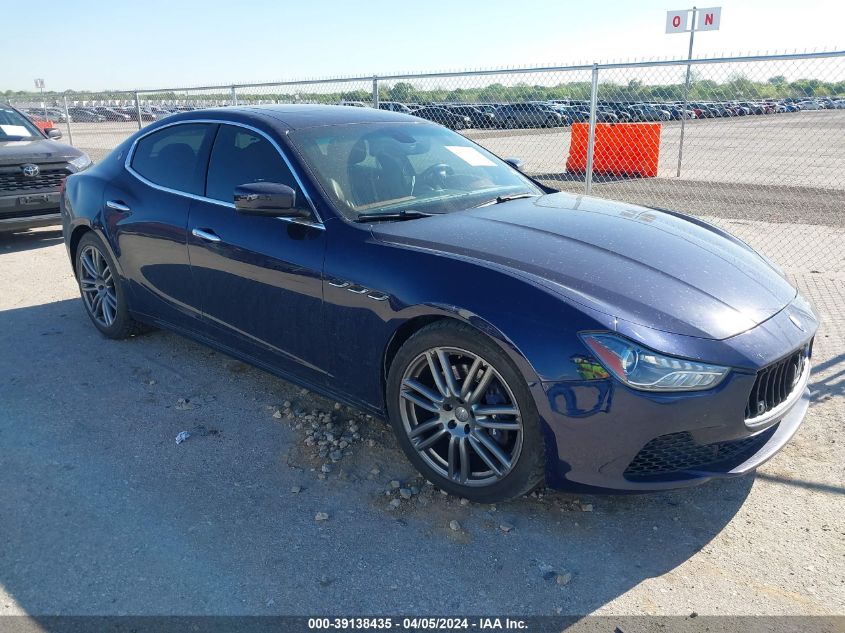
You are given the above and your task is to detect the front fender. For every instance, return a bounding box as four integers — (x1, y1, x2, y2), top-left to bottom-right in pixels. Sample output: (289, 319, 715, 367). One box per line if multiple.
(323, 224, 614, 411)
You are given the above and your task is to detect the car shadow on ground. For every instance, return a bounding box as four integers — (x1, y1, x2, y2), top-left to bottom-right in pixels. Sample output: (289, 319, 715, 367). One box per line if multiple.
(0, 228, 64, 255)
(810, 351, 845, 403)
(0, 298, 755, 617)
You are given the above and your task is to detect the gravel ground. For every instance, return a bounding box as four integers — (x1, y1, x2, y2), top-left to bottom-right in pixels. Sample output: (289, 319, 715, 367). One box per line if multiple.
(0, 227, 843, 618)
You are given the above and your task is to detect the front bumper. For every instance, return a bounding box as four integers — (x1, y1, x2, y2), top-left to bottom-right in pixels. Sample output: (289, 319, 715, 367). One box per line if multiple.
(0, 191, 62, 232)
(536, 302, 817, 493)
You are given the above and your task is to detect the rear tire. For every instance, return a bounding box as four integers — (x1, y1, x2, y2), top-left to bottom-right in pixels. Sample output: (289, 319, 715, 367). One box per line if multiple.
(75, 232, 149, 339)
(386, 321, 546, 502)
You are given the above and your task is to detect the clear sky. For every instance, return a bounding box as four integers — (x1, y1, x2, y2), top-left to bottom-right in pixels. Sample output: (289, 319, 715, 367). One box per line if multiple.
(1, 0, 841, 91)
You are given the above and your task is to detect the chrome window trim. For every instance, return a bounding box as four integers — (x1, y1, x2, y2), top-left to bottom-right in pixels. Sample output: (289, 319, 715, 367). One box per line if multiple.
(123, 118, 325, 230)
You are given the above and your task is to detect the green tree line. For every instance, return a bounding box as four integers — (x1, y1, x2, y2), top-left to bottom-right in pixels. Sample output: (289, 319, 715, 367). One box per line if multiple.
(4, 75, 842, 105)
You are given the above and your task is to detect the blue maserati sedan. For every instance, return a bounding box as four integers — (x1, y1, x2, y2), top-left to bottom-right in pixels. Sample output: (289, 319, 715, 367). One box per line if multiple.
(61, 105, 817, 501)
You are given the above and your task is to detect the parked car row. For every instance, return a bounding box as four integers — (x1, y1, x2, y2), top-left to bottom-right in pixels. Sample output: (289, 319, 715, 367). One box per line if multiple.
(16, 96, 842, 132)
(363, 96, 844, 130)
(18, 104, 209, 125)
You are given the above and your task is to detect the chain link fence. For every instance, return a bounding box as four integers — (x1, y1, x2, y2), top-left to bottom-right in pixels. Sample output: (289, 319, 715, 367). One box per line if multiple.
(6, 52, 844, 285)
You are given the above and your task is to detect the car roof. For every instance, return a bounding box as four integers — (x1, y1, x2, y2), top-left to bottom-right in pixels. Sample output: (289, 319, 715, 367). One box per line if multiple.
(182, 104, 422, 130)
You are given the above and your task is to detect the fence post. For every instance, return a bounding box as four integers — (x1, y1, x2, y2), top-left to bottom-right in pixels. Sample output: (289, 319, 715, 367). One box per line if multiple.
(230, 86, 238, 106)
(62, 95, 74, 145)
(134, 92, 143, 130)
(585, 63, 600, 196)
(372, 76, 379, 109)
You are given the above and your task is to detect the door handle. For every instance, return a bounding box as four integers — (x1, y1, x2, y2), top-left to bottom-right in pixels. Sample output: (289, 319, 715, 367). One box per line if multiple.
(106, 200, 131, 212)
(192, 228, 222, 243)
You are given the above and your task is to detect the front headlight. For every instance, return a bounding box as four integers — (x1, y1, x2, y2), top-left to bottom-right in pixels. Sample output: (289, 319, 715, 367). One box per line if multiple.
(580, 333, 730, 392)
(69, 154, 92, 171)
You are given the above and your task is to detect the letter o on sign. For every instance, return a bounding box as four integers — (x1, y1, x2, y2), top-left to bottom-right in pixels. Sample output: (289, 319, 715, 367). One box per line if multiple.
(665, 10, 689, 33)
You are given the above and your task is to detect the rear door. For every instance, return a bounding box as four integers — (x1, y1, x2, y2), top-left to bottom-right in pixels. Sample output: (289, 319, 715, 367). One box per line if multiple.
(113, 121, 217, 327)
(186, 123, 328, 383)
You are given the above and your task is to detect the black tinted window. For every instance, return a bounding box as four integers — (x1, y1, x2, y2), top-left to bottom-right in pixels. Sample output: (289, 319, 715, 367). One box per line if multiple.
(131, 123, 212, 194)
(206, 125, 299, 203)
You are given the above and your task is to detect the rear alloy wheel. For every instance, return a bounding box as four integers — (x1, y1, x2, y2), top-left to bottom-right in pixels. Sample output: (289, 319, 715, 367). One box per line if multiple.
(387, 322, 545, 502)
(75, 232, 148, 339)
(78, 244, 118, 329)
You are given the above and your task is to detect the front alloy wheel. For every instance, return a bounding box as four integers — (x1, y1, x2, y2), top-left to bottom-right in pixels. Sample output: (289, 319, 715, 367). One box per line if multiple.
(387, 321, 545, 502)
(399, 346, 523, 487)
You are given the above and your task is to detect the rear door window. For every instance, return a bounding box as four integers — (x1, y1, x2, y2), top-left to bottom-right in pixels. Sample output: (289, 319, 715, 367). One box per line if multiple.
(131, 123, 214, 195)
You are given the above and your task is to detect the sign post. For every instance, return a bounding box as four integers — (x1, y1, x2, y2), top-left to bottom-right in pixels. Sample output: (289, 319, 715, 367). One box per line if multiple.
(34, 78, 46, 119)
(666, 7, 721, 177)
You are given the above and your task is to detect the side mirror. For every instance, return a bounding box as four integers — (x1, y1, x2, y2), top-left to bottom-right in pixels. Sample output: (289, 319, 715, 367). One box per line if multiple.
(234, 182, 306, 218)
(504, 157, 524, 171)
(46, 128, 62, 139)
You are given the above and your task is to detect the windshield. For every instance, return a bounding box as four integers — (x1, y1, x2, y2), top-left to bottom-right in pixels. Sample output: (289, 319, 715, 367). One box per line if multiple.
(0, 106, 41, 140)
(289, 122, 540, 219)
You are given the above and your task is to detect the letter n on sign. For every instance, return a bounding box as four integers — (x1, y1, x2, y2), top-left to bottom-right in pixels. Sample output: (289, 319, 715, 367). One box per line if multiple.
(696, 7, 722, 31)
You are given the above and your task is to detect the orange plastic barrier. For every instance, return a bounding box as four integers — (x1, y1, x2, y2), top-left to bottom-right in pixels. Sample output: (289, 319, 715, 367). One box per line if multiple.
(566, 122, 661, 178)
(33, 119, 55, 133)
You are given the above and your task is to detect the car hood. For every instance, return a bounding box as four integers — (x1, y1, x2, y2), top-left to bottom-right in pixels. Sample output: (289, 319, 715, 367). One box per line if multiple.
(0, 138, 83, 165)
(371, 193, 796, 340)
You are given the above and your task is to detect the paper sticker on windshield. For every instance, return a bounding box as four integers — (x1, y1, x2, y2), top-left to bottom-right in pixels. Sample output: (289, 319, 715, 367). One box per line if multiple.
(1, 125, 31, 137)
(445, 145, 496, 167)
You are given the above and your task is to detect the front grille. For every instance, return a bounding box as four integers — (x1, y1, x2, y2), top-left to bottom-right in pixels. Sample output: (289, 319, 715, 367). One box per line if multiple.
(745, 344, 809, 420)
(624, 425, 777, 479)
(0, 166, 70, 194)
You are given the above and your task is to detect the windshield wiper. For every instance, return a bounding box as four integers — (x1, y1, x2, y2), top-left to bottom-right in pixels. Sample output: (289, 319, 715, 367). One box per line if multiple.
(473, 193, 539, 208)
(353, 209, 437, 223)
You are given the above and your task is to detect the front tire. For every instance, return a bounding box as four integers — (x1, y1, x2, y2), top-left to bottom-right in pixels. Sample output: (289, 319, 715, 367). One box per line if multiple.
(75, 232, 147, 339)
(386, 321, 546, 502)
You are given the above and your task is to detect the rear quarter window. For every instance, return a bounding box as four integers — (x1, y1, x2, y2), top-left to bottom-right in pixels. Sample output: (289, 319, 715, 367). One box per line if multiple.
(130, 123, 214, 195)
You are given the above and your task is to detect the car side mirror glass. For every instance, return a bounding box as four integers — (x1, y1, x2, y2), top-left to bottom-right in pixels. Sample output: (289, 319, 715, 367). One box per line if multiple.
(504, 157, 524, 171)
(234, 182, 306, 218)
(46, 128, 62, 139)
